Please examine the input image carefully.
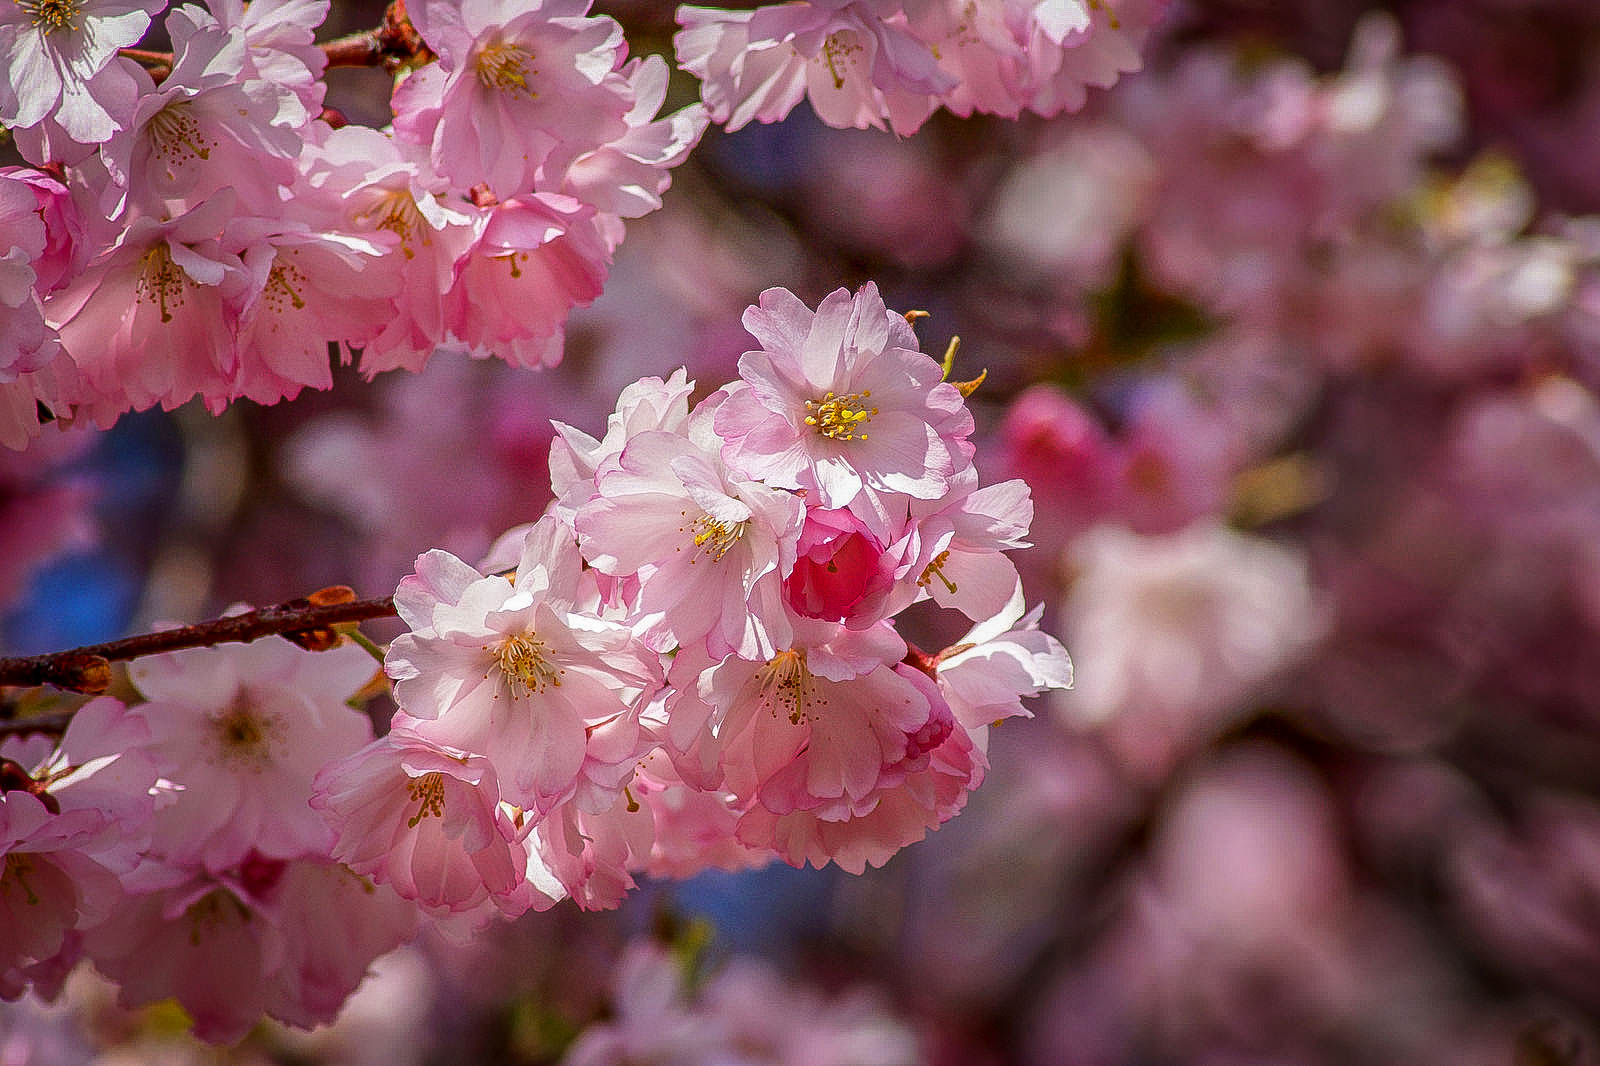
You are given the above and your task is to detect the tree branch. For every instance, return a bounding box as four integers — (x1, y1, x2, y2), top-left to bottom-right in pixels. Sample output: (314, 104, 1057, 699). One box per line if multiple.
(117, 0, 430, 82)
(0, 589, 397, 695)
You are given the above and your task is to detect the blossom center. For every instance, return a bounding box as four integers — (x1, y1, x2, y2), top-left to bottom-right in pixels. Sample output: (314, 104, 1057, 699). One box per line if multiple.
(804, 390, 877, 441)
(185, 888, 250, 943)
(146, 102, 215, 173)
(757, 650, 823, 726)
(358, 192, 427, 258)
(691, 514, 748, 561)
(263, 254, 308, 314)
(818, 31, 863, 91)
(136, 244, 190, 324)
(18, 0, 81, 34)
(491, 633, 563, 697)
(406, 772, 446, 828)
(475, 41, 537, 94)
(208, 697, 285, 770)
(918, 549, 958, 594)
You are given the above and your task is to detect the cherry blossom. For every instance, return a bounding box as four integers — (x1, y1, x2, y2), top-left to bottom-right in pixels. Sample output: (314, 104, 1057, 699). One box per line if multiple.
(715, 282, 974, 524)
(311, 731, 531, 917)
(100, 4, 301, 217)
(393, 0, 634, 199)
(124, 633, 377, 872)
(0, 0, 165, 162)
(675, 0, 953, 135)
(0, 697, 158, 1001)
(576, 401, 805, 658)
(385, 524, 662, 814)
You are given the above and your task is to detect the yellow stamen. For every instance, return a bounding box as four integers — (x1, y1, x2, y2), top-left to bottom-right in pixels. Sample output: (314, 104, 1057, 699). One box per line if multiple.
(804, 390, 878, 441)
(475, 41, 537, 94)
(19, 0, 81, 34)
(918, 550, 959, 595)
(691, 514, 748, 561)
(356, 192, 427, 259)
(489, 633, 563, 697)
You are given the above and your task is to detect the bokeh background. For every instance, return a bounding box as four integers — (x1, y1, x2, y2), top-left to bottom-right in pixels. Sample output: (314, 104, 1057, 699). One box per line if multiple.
(5, 0, 1600, 1062)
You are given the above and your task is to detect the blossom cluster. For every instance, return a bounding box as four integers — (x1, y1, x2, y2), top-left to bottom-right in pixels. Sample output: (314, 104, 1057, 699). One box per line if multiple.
(0, 0, 708, 450)
(0, 282, 1070, 1040)
(319, 281, 1071, 915)
(675, 0, 1169, 135)
(0, 642, 417, 1042)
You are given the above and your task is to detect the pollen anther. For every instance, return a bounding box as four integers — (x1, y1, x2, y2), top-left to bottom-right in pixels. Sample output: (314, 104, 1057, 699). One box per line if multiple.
(804, 389, 878, 441)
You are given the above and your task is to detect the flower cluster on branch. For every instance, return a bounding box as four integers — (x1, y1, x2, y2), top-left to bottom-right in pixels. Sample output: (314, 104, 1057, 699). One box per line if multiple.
(0, 282, 1071, 1039)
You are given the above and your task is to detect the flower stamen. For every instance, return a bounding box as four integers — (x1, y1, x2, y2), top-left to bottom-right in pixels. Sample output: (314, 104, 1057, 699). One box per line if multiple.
(136, 244, 188, 324)
(406, 772, 446, 828)
(490, 633, 563, 697)
(2, 854, 39, 906)
(918, 550, 959, 594)
(691, 514, 748, 561)
(804, 390, 877, 441)
(146, 102, 214, 174)
(475, 41, 537, 94)
(757, 649, 822, 726)
(19, 0, 80, 34)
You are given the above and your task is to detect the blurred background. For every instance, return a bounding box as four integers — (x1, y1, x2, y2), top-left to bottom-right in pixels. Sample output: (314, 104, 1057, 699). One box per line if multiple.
(4, 0, 1600, 1062)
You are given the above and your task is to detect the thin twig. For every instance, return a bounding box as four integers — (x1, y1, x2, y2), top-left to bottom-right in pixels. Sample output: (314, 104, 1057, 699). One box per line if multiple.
(116, 0, 429, 83)
(0, 595, 397, 695)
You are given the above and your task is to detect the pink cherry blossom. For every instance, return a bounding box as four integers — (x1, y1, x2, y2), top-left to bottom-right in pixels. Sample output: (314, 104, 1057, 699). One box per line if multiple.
(0, 697, 158, 1000)
(46, 192, 254, 423)
(630, 755, 775, 879)
(295, 126, 479, 377)
(393, 0, 634, 199)
(563, 55, 710, 219)
(1018, 0, 1170, 117)
(445, 192, 616, 370)
(784, 505, 898, 628)
(124, 633, 377, 872)
(0, 0, 164, 161)
(522, 790, 655, 911)
(1057, 521, 1321, 779)
(0, 791, 126, 1000)
(0, 173, 58, 386)
(83, 852, 417, 1042)
(385, 525, 662, 814)
(100, 5, 301, 218)
(675, 0, 953, 135)
(715, 282, 974, 525)
(259, 858, 420, 1031)
(549, 367, 695, 518)
(575, 403, 805, 658)
(225, 216, 400, 406)
(209, 0, 331, 129)
(890, 469, 1033, 622)
(935, 581, 1074, 741)
(310, 731, 531, 917)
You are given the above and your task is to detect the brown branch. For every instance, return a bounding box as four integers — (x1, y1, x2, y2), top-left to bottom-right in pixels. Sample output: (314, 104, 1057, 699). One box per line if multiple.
(0, 588, 397, 695)
(117, 0, 430, 83)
